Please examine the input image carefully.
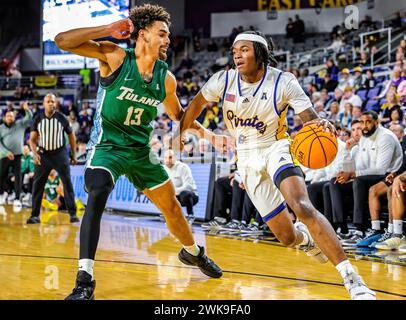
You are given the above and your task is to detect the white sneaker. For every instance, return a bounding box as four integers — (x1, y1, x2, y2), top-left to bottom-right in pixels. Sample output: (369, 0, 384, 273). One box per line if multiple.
(295, 221, 329, 263)
(22, 193, 31, 202)
(0, 192, 7, 205)
(13, 199, 22, 207)
(375, 235, 406, 251)
(7, 192, 16, 204)
(343, 271, 376, 300)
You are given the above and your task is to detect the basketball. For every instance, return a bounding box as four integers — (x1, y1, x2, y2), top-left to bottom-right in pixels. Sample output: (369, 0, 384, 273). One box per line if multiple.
(291, 124, 338, 169)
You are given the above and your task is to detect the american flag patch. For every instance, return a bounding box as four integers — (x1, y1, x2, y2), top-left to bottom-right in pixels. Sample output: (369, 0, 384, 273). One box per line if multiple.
(225, 93, 236, 102)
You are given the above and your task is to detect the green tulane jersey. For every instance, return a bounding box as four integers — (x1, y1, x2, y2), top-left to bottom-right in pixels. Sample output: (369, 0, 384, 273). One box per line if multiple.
(88, 48, 168, 151)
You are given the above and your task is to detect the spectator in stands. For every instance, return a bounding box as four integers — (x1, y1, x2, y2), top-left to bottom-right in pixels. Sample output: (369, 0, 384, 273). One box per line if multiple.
(322, 73, 338, 93)
(212, 49, 230, 72)
(320, 89, 332, 105)
(286, 17, 295, 39)
(385, 107, 404, 128)
(76, 142, 88, 163)
(328, 34, 344, 53)
(300, 69, 315, 88)
(391, 11, 403, 29)
(358, 51, 369, 67)
(0, 102, 33, 207)
(356, 123, 406, 248)
(76, 120, 91, 144)
(174, 54, 194, 76)
(338, 68, 354, 91)
(202, 108, 219, 131)
(360, 15, 373, 29)
(339, 86, 362, 112)
(352, 67, 364, 91)
(379, 91, 401, 125)
(293, 14, 305, 42)
(68, 111, 80, 136)
(229, 27, 239, 44)
(314, 101, 327, 118)
(305, 83, 318, 97)
(338, 128, 351, 142)
(338, 102, 353, 129)
(327, 101, 339, 122)
(207, 40, 218, 52)
(331, 111, 402, 243)
(164, 150, 199, 224)
(375, 66, 405, 99)
(21, 144, 35, 205)
(352, 105, 363, 121)
(362, 69, 377, 90)
(176, 80, 189, 97)
(326, 58, 339, 80)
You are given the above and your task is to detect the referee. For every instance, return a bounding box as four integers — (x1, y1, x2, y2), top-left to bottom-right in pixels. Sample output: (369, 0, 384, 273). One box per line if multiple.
(26, 93, 79, 224)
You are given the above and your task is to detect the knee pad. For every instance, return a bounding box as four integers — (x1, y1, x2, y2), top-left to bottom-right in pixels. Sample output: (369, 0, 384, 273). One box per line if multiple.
(84, 168, 114, 195)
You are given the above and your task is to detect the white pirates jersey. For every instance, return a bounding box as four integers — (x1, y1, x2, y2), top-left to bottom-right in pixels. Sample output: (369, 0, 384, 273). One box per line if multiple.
(201, 66, 312, 151)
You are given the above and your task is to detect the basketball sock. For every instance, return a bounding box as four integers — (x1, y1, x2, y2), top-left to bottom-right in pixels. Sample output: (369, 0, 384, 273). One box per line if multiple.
(299, 230, 310, 246)
(183, 243, 200, 256)
(371, 220, 381, 231)
(335, 259, 356, 279)
(393, 220, 403, 236)
(79, 259, 94, 280)
(388, 223, 394, 234)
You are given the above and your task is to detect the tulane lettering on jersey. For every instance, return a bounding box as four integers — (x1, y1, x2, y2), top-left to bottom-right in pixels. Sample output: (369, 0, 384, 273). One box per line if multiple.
(88, 48, 168, 151)
(116, 86, 161, 107)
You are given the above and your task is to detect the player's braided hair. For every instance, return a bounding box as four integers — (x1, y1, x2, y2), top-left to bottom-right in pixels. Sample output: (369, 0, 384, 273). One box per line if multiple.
(232, 31, 278, 69)
(129, 4, 171, 41)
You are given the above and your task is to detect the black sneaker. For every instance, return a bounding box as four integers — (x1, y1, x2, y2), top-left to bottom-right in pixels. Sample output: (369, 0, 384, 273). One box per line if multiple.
(178, 246, 222, 278)
(65, 271, 96, 300)
(26, 216, 40, 224)
(70, 215, 80, 223)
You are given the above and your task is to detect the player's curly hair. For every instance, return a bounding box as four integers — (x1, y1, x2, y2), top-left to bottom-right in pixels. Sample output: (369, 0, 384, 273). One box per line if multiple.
(129, 4, 171, 41)
(231, 31, 278, 69)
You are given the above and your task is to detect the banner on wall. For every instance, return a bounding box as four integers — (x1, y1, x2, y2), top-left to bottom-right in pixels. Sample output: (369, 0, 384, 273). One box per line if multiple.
(257, 0, 365, 11)
(70, 164, 213, 220)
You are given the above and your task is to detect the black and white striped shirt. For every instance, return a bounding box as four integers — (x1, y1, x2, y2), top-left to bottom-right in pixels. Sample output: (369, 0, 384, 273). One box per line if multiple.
(31, 112, 72, 151)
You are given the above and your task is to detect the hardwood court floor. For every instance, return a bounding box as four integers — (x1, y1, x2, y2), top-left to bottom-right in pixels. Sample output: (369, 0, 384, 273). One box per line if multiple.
(0, 205, 405, 300)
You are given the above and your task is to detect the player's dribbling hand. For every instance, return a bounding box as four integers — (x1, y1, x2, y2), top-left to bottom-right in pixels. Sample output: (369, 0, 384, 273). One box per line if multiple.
(108, 18, 134, 39)
(304, 119, 336, 137)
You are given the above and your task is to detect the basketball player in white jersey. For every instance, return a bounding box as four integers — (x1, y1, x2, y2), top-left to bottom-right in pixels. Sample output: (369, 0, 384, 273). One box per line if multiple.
(179, 31, 375, 300)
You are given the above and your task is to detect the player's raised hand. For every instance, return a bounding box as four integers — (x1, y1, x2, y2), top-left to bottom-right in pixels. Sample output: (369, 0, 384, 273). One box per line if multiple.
(108, 18, 134, 39)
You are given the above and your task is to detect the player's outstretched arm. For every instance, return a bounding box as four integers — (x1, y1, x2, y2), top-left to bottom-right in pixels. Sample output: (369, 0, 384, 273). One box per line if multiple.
(163, 72, 211, 138)
(54, 18, 133, 62)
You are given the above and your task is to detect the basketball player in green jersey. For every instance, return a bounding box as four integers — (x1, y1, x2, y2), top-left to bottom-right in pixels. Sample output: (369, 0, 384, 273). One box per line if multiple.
(55, 4, 222, 300)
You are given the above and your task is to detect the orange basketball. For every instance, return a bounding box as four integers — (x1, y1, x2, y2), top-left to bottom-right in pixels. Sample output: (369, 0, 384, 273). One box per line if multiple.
(291, 124, 338, 169)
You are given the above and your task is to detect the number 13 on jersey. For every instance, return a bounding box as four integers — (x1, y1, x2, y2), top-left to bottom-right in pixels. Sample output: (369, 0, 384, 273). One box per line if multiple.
(124, 106, 144, 126)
